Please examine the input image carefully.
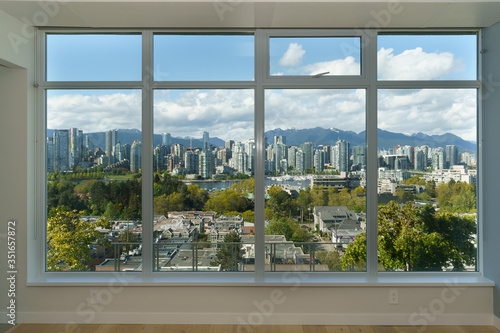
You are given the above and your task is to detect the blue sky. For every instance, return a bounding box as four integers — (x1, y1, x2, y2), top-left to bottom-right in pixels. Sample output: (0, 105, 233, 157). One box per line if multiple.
(46, 34, 477, 142)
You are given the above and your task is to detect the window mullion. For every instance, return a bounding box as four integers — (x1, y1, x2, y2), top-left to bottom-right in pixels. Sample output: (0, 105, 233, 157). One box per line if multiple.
(366, 29, 378, 276)
(254, 29, 266, 276)
(142, 30, 154, 276)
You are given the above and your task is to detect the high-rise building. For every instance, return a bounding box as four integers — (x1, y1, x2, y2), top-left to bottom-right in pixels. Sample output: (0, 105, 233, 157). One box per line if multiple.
(114, 142, 125, 162)
(432, 147, 445, 170)
(162, 132, 172, 147)
(154, 145, 168, 171)
(446, 145, 459, 168)
(287, 146, 297, 169)
(232, 142, 248, 174)
(172, 143, 184, 160)
(184, 149, 199, 174)
(53, 129, 70, 171)
(130, 141, 142, 173)
(336, 140, 350, 173)
(106, 129, 118, 164)
(84, 135, 94, 159)
(199, 150, 213, 178)
(414, 150, 426, 171)
(314, 149, 325, 172)
(225, 139, 234, 150)
(352, 145, 366, 167)
(217, 148, 232, 165)
(203, 131, 210, 152)
(46, 137, 54, 173)
(274, 135, 286, 145)
(245, 139, 255, 174)
(295, 150, 305, 173)
(301, 142, 313, 171)
(69, 127, 83, 168)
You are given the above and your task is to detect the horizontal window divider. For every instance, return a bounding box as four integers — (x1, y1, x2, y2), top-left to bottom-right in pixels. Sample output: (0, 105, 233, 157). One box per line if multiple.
(40, 81, 144, 89)
(27, 272, 494, 287)
(261, 81, 370, 89)
(262, 78, 368, 86)
(151, 81, 257, 89)
(263, 29, 367, 38)
(376, 80, 481, 89)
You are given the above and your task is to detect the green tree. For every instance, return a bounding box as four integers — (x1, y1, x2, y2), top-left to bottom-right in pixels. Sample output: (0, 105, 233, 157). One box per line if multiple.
(342, 201, 476, 271)
(241, 210, 255, 223)
(310, 185, 328, 207)
(267, 188, 297, 219)
(203, 189, 252, 215)
(316, 251, 342, 271)
(47, 209, 110, 271)
(211, 231, 245, 271)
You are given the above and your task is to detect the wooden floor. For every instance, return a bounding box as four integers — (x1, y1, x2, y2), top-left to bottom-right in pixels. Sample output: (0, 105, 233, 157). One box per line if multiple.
(4, 325, 500, 333)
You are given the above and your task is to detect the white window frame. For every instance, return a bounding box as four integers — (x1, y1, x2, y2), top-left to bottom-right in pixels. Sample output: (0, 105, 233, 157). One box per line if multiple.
(29, 28, 491, 287)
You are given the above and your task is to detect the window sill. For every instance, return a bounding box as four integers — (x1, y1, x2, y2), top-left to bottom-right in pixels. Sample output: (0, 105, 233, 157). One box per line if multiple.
(27, 272, 495, 287)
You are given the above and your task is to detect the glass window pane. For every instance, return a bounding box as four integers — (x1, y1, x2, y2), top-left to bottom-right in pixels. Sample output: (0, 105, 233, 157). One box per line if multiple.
(46, 34, 142, 81)
(154, 35, 254, 81)
(265, 89, 367, 272)
(378, 34, 477, 80)
(270, 37, 361, 76)
(377, 89, 477, 272)
(153, 89, 254, 272)
(46, 90, 142, 272)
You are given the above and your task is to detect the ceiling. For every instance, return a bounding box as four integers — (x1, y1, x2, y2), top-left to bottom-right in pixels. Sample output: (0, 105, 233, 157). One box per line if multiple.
(1, 0, 500, 29)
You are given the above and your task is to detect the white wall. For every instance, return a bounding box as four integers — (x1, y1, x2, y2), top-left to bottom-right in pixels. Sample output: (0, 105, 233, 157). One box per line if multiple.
(483, 21, 500, 322)
(0, 8, 32, 327)
(0, 7, 496, 328)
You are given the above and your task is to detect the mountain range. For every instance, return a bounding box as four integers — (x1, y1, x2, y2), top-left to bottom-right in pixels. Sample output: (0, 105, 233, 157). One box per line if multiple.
(47, 127, 476, 153)
(265, 127, 476, 153)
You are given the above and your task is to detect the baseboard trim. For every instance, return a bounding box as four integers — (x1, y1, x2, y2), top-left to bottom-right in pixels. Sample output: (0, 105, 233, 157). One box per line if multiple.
(493, 315, 500, 330)
(18, 312, 493, 327)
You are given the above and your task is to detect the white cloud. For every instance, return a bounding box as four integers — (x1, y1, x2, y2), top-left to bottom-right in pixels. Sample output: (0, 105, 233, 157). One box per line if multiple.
(301, 56, 359, 76)
(378, 89, 476, 141)
(279, 43, 306, 67)
(154, 90, 254, 142)
(46, 86, 476, 145)
(265, 89, 366, 134)
(378, 47, 464, 80)
(47, 91, 141, 132)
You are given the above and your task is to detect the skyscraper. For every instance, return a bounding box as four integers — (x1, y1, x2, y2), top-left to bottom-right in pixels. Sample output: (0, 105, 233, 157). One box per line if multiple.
(301, 142, 313, 171)
(274, 135, 286, 145)
(446, 145, 459, 168)
(84, 135, 94, 159)
(432, 148, 445, 170)
(225, 139, 234, 150)
(46, 137, 54, 173)
(314, 149, 325, 172)
(336, 140, 350, 173)
(162, 132, 172, 147)
(130, 141, 142, 173)
(106, 129, 118, 164)
(352, 145, 366, 167)
(203, 131, 210, 152)
(184, 149, 199, 174)
(53, 129, 70, 171)
(199, 150, 213, 178)
(69, 127, 82, 168)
